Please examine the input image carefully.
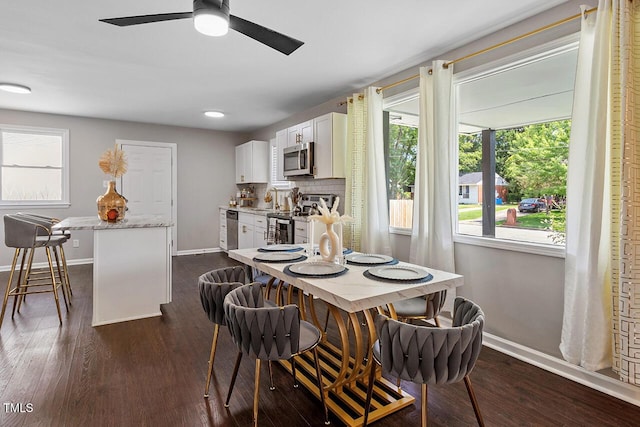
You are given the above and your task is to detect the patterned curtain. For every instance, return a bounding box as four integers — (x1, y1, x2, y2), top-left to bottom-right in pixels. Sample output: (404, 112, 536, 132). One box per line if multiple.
(612, 0, 640, 384)
(344, 94, 366, 251)
(344, 88, 392, 254)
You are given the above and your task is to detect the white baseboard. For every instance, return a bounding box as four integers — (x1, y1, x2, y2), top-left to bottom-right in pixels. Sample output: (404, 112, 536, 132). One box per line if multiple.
(0, 257, 93, 272)
(482, 332, 640, 407)
(176, 247, 222, 256)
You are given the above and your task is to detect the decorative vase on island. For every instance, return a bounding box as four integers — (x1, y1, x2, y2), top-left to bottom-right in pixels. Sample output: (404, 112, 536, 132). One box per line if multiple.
(97, 181, 127, 222)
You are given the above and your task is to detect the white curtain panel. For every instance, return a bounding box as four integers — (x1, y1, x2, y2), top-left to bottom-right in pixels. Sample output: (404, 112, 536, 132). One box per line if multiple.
(611, 0, 640, 384)
(560, 2, 613, 371)
(361, 87, 392, 255)
(410, 61, 456, 312)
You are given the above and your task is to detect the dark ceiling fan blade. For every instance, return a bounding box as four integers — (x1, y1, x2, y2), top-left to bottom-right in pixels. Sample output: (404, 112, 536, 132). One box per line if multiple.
(100, 12, 193, 27)
(229, 15, 303, 55)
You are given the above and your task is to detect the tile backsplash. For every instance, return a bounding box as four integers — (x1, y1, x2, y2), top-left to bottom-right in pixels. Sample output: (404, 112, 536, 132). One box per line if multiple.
(239, 178, 346, 213)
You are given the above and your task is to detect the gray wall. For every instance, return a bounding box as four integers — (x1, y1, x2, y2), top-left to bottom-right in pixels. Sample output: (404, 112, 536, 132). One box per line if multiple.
(0, 108, 246, 265)
(247, 0, 595, 360)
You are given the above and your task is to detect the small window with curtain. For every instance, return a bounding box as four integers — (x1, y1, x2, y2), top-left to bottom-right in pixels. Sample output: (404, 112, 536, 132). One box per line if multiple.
(0, 124, 69, 206)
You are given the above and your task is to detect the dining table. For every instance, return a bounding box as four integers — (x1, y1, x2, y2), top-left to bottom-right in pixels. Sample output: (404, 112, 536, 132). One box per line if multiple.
(228, 246, 464, 426)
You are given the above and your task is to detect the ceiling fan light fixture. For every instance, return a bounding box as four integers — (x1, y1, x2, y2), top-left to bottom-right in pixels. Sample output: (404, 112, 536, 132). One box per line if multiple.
(0, 83, 31, 94)
(194, 0, 230, 37)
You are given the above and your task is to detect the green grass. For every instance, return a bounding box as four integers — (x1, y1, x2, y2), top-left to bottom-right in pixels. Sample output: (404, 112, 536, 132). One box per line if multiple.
(497, 210, 565, 230)
(457, 204, 516, 221)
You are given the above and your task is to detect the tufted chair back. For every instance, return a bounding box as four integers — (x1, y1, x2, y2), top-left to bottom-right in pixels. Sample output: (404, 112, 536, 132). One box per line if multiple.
(423, 290, 447, 319)
(375, 297, 484, 385)
(198, 266, 247, 326)
(224, 283, 301, 361)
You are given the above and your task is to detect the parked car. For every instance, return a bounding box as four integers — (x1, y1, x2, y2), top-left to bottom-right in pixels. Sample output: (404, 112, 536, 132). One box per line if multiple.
(518, 198, 546, 213)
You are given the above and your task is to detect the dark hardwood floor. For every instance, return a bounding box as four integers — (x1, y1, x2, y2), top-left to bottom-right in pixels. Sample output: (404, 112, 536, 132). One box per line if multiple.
(0, 252, 639, 426)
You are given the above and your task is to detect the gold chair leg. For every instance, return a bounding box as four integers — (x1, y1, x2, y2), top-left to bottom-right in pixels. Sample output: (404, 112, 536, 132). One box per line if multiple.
(463, 375, 485, 426)
(312, 347, 330, 425)
(253, 359, 261, 427)
(421, 383, 428, 427)
(52, 247, 69, 311)
(224, 351, 242, 407)
(363, 358, 377, 426)
(291, 357, 298, 388)
(0, 249, 20, 329)
(204, 324, 220, 398)
(58, 245, 72, 296)
(268, 361, 275, 390)
(434, 316, 441, 327)
(14, 248, 31, 315)
(45, 247, 63, 325)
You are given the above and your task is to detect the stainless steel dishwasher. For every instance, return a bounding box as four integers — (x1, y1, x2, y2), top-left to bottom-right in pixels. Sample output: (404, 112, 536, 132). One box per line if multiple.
(226, 210, 238, 250)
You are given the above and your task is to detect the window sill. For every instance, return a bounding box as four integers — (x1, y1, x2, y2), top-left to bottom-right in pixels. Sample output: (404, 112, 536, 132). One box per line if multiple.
(453, 233, 565, 258)
(389, 227, 565, 258)
(0, 202, 71, 209)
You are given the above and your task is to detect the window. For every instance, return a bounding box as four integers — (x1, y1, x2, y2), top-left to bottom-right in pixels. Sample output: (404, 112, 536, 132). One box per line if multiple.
(454, 38, 578, 248)
(384, 90, 419, 230)
(269, 141, 290, 190)
(0, 124, 69, 206)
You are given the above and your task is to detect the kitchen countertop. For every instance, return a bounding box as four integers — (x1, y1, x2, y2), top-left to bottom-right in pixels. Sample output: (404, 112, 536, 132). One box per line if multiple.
(54, 214, 173, 230)
(220, 205, 311, 222)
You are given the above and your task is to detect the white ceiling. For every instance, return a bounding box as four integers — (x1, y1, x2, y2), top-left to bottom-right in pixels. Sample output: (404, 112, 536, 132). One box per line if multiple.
(0, 0, 569, 133)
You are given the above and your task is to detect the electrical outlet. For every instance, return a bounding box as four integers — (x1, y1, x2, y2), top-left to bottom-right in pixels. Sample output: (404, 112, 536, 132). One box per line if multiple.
(72, 239, 79, 248)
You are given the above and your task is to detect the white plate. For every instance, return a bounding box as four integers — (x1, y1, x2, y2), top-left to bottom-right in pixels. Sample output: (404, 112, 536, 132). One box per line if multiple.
(367, 265, 430, 281)
(288, 262, 347, 276)
(345, 253, 394, 265)
(254, 252, 304, 262)
(259, 244, 303, 252)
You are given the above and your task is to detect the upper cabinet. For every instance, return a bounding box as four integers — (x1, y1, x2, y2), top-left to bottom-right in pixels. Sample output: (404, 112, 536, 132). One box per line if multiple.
(287, 120, 313, 146)
(313, 112, 347, 179)
(274, 113, 346, 181)
(235, 140, 268, 184)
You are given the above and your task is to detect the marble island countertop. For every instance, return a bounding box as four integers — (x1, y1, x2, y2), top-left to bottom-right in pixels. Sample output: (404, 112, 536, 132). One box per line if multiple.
(53, 214, 173, 231)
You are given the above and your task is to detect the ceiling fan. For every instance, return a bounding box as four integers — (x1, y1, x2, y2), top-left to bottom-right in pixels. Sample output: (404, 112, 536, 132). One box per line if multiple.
(99, 0, 304, 55)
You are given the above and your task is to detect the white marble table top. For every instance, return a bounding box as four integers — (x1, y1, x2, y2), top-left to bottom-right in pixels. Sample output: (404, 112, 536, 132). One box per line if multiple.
(53, 215, 172, 231)
(228, 248, 463, 313)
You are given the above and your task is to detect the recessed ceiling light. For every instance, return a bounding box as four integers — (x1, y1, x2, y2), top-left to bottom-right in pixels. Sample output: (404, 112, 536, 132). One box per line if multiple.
(0, 83, 31, 94)
(204, 111, 225, 118)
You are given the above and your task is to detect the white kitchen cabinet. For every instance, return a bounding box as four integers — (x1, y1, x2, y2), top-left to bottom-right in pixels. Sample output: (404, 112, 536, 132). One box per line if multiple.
(235, 140, 268, 184)
(313, 112, 347, 179)
(287, 120, 313, 147)
(238, 211, 269, 249)
(238, 212, 255, 249)
(254, 215, 268, 247)
(219, 208, 228, 250)
(294, 220, 308, 245)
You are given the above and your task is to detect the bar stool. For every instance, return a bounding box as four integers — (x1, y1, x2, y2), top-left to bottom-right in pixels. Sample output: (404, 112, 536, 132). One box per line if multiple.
(0, 215, 68, 328)
(15, 213, 72, 302)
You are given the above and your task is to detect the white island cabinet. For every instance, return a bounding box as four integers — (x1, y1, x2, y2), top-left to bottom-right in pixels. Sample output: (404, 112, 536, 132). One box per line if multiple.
(54, 215, 173, 327)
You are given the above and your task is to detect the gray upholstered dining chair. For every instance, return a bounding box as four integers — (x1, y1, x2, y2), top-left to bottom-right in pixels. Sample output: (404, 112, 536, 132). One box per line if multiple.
(380, 290, 447, 326)
(223, 283, 329, 426)
(1, 214, 68, 328)
(198, 266, 250, 398)
(364, 297, 485, 427)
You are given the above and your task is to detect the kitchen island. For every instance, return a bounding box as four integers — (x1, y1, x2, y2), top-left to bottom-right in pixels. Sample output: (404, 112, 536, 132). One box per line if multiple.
(54, 215, 173, 326)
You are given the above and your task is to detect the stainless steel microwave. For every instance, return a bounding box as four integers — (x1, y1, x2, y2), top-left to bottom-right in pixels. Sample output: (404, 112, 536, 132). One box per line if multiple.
(283, 142, 314, 177)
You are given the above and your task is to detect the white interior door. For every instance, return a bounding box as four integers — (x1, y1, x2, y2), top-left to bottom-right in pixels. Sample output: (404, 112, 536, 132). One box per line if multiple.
(118, 140, 177, 255)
